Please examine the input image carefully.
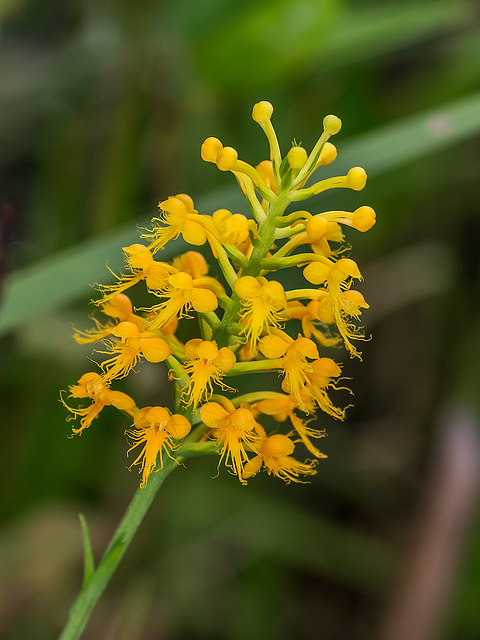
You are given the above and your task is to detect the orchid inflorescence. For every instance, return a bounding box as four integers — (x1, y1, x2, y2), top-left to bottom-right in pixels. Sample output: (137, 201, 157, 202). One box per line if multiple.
(63, 101, 375, 487)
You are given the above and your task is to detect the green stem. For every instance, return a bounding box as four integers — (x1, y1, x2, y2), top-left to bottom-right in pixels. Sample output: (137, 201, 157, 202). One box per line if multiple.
(58, 458, 178, 640)
(211, 190, 290, 348)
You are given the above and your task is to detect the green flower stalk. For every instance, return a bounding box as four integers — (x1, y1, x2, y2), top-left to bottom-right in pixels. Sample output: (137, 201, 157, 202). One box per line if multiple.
(59, 101, 375, 638)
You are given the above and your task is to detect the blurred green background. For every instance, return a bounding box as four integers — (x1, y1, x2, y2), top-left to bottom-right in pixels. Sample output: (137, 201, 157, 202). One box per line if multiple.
(2, 0, 480, 638)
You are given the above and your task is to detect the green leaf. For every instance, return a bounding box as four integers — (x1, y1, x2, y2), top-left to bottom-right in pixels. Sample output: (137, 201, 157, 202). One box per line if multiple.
(195, 0, 470, 91)
(78, 514, 95, 590)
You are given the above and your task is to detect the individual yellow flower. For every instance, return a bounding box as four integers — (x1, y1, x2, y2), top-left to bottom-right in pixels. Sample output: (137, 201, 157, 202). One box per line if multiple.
(303, 257, 364, 357)
(62, 372, 136, 435)
(251, 101, 282, 171)
(181, 339, 236, 408)
(146, 271, 220, 330)
(143, 194, 213, 252)
(242, 434, 317, 483)
(253, 392, 327, 458)
(258, 332, 319, 409)
(98, 321, 171, 381)
(199, 399, 263, 483)
(171, 251, 209, 280)
(74, 294, 147, 344)
(211, 209, 252, 247)
(258, 332, 345, 418)
(234, 276, 287, 348)
(126, 406, 191, 487)
(305, 357, 345, 420)
(94, 244, 176, 304)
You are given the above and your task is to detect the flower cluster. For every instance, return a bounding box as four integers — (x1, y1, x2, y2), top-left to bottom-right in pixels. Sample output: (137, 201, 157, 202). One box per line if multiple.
(63, 101, 375, 487)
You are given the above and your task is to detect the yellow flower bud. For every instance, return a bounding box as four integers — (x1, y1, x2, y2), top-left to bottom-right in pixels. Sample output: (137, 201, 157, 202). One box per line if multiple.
(287, 146, 308, 170)
(318, 142, 337, 166)
(216, 146, 238, 171)
(323, 115, 342, 135)
(347, 167, 367, 191)
(256, 160, 278, 193)
(201, 137, 223, 162)
(352, 206, 376, 232)
(252, 100, 273, 124)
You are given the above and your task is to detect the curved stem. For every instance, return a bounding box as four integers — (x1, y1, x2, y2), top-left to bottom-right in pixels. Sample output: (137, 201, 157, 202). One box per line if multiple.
(58, 458, 179, 640)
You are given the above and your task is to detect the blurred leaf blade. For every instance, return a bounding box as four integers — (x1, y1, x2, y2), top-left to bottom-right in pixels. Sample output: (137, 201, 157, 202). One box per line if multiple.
(335, 90, 480, 176)
(195, 0, 471, 90)
(79, 514, 95, 590)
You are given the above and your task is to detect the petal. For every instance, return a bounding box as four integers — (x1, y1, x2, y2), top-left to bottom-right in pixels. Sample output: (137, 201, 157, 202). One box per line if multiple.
(242, 455, 262, 480)
(234, 275, 262, 299)
(111, 321, 141, 339)
(133, 407, 152, 429)
(289, 337, 319, 360)
(107, 390, 136, 412)
(215, 347, 236, 372)
(102, 294, 133, 319)
(195, 340, 219, 361)
(140, 338, 171, 362)
(174, 193, 195, 212)
(332, 258, 362, 280)
(191, 288, 218, 313)
(182, 220, 207, 246)
(303, 262, 331, 285)
(173, 251, 209, 278)
(184, 338, 203, 360)
(258, 335, 289, 359)
(168, 271, 193, 291)
(159, 197, 188, 222)
(145, 406, 171, 426)
(201, 137, 223, 163)
(167, 414, 191, 439)
(199, 402, 229, 428)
